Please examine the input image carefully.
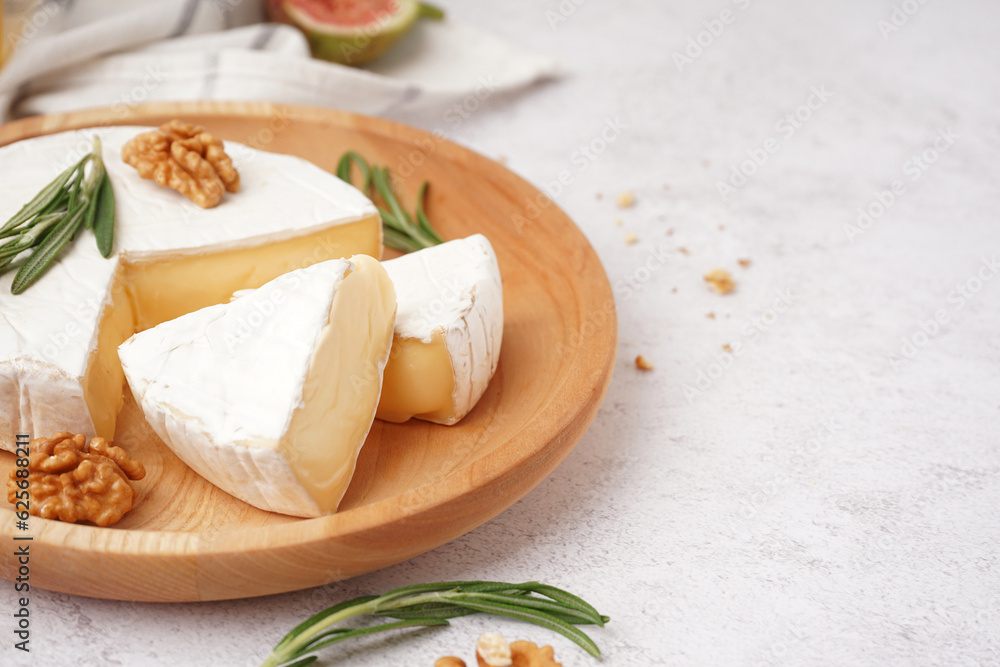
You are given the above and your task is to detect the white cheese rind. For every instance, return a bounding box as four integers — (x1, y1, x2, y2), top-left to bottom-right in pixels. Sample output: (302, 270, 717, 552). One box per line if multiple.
(0, 242, 120, 447)
(0, 127, 377, 260)
(381, 234, 503, 424)
(0, 126, 379, 452)
(119, 257, 395, 517)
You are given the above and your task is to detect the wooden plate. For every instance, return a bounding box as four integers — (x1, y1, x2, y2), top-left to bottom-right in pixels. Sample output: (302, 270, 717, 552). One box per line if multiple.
(0, 102, 616, 602)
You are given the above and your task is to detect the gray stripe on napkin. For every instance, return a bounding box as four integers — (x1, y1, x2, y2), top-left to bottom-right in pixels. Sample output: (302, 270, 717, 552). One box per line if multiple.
(250, 24, 278, 50)
(379, 85, 422, 116)
(170, 0, 200, 38)
(200, 52, 221, 98)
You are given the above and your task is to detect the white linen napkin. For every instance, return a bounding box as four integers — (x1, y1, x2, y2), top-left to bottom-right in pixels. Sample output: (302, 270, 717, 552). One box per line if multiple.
(0, 0, 559, 123)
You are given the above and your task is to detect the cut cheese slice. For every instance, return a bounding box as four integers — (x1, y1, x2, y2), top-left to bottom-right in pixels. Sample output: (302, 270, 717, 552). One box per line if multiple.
(376, 234, 503, 425)
(0, 127, 381, 452)
(118, 256, 396, 517)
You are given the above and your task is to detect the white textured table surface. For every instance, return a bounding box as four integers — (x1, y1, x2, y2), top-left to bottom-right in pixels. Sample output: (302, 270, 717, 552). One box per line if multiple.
(5, 1, 1000, 665)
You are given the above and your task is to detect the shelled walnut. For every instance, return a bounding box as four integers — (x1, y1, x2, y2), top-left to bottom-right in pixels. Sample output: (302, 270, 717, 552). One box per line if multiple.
(476, 633, 512, 667)
(122, 119, 240, 208)
(510, 641, 562, 667)
(6, 432, 145, 527)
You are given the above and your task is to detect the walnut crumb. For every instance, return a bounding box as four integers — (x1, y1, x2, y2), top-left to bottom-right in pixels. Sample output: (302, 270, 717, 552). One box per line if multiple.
(595, 192, 603, 200)
(436, 658, 467, 667)
(738, 258, 752, 268)
(707, 312, 716, 319)
(722, 343, 733, 352)
(679, 246, 690, 255)
(635, 355, 654, 371)
(616, 190, 635, 208)
(704, 268, 735, 294)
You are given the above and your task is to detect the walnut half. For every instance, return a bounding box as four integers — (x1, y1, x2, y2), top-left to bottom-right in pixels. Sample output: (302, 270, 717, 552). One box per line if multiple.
(122, 119, 240, 208)
(7, 432, 145, 527)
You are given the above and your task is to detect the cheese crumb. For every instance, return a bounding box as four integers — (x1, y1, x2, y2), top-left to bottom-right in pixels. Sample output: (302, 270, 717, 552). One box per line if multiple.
(706, 312, 715, 319)
(614, 217, 623, 227)
(624, 232, 638, 245)
(722, 343, 733, 352)
(704, 268, 735, 294)
(635, 355, 654, 371)
(616, 191, 636, 208)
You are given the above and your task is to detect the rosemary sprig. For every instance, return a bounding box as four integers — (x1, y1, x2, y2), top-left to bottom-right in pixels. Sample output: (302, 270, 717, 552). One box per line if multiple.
(259, 580, 608, 667)
(0, 136, 116, 293)
(336, 151, 444, 253)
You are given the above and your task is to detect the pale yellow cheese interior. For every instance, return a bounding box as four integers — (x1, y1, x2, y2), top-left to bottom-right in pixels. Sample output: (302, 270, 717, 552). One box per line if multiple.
(279, 255, 397, 512)
(82, 214, 381, 441)
(82, 273, 134, 441)
(376, 333, 456, 424)
(128, 217, 380, 329)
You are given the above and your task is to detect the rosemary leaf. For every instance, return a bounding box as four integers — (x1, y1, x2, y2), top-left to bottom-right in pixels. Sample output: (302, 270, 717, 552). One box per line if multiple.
(373, 167, 414, 229)
(383, 226, 425, 254)
(416, 186, 444, 244)
(454, 591, 603, 626)
(443, 596, 602, 657)
(93, 171, 116, 257)
(0, 213, 63, 260)
(1, 136, 115, 292)
(278, 658, 317, 667)
(295, 618, 447, 658)
(10, 204, 87, 294)
(336, 151, 373, 194)
(67, 170, 84, 213)
(518, 582, 607, 625)
(335, 150, 444, 253)
(271, 596, 378, 655)
(0, 156, 87, 235)
(83, 156, 105, 231)
(376, 603, 479, 621)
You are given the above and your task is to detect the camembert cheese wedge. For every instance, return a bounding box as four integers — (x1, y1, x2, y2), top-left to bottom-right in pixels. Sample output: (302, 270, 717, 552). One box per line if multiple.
(0, 127, 381, 452)
(118, 256, 396, 517)
(376, 234, 503, 425)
